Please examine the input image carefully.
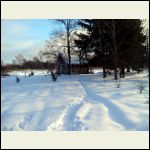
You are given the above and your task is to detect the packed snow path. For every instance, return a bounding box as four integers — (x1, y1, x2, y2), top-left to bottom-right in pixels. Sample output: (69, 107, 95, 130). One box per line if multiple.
(1, 70, 149, 131)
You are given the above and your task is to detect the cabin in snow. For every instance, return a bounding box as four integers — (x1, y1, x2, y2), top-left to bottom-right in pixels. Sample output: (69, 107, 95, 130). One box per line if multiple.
(55, 53, 89, 74)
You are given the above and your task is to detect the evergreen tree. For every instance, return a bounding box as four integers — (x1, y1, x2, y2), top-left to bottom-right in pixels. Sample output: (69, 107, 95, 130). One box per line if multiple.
(75, 19, 147, 78)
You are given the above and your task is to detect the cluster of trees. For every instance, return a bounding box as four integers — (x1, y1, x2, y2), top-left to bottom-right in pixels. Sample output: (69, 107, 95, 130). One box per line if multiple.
(43, 19, 148, 79)
(44, 19, 78, 75)
(1, 54, 55, 74)
(74, 19, 149, 79)
(1, 60, 7, 75)
(1, 19, 149, 79)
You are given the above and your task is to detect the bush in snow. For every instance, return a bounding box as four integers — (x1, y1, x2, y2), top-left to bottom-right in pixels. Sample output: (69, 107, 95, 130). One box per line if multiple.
(31, 71, 34, 76)
(28, 71, 34, 76)
(16, 77, 20, 83)
(136, 81, 144, 94)
(116, 79, 121, 88)
(51, 70, 57, 81)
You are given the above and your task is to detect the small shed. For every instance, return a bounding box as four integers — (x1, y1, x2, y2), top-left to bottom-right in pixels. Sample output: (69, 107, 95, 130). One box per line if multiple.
(56, 53, 89, 74)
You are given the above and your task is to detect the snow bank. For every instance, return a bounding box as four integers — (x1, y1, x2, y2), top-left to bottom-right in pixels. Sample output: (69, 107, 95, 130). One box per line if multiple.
(1, 70, 149, 131)
(7, 69, 49, 76)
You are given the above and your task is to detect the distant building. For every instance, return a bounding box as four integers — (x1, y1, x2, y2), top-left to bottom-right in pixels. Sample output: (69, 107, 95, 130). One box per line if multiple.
(55, 53, 89, 74)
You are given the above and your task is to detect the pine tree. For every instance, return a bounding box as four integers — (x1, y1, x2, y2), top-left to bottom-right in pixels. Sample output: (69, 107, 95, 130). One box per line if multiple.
(75, 19, 114, 78)
(116, 19, 146, 74)
(75, 19, 147, 78)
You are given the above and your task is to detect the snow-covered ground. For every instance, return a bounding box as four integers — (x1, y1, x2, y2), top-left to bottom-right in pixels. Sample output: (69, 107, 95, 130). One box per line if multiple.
(1, 70, 149, 131)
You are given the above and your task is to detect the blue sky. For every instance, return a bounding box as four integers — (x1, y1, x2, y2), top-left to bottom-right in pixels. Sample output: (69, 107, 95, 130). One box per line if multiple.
(1, 19, 56, 63)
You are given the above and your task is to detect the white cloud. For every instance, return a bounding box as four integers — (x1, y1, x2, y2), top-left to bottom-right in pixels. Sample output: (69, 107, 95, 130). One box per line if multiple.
(2, 20, 29, 38)
(14, 40, 35, 50)
(1, 20, 48, 63)
(10, 23, 29, 36)
(1, 39, 44, 63)
(2, 40, 35, 52)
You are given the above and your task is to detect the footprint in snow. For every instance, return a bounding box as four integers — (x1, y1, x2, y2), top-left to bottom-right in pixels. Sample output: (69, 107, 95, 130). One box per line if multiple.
(19, 122, 26, 129)
(19, 114, 33, 129)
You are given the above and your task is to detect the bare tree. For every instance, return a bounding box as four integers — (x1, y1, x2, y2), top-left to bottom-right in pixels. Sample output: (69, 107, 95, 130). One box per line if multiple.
(52, 19, 78, 75)
(43, 39, 62, 72)
(12, 59, 17, 65)
(44, 25, 78, 73)
(38, 51, 44, 70)
(136, 79, 145, 94)
(15, 54, 27, 66)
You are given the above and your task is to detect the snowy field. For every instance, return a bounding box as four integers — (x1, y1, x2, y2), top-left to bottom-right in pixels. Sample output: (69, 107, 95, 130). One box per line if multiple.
(1, 69, 149, 131)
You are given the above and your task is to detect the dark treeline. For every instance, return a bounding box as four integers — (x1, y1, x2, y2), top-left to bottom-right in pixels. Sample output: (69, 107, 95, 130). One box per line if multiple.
(75, 19, 149, 79)
(1, 57, 55, 75)
(2, 61, 53, 70)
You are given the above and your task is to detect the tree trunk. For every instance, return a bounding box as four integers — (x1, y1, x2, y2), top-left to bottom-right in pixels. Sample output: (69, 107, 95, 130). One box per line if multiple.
(120, 64, 125, 78)
(67, 31, 71, 75)
(86, 64, 89, 74)
(103, 65, 106, 78)
(127, 67, 130, 72)
(79, 52, 81, 74)
(146, 38, 149, 75)
(79, 63, 81, 74)
(68, 51, 71, 75)
(101, 24, 106, 78)
(114, 67, 118, 79)
(112, 20, 118, 80)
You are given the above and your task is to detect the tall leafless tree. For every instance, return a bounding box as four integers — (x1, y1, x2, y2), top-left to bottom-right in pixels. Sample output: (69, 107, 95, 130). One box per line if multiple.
(15, 54, 27, 66)
(53, 19, 77, 75)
